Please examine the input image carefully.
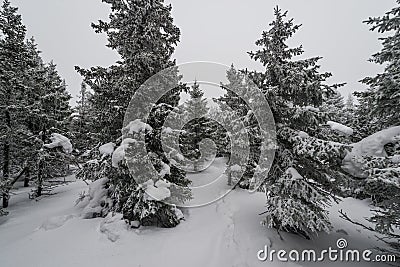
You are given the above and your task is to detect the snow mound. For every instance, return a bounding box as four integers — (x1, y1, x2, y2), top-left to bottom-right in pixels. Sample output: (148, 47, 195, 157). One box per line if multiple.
(79, 178, 112, 219)
(143, 179, 171, 201)
(99, 213, 128, 242)
(40, 215, 75, 231)
(342, 126, 400, 177)
(111, 138, 137, 167)
(99, 142, 115, 156)
(44, 133, 73, 153)
(123, 119, 152, 134)
(327, 121, 354, 135)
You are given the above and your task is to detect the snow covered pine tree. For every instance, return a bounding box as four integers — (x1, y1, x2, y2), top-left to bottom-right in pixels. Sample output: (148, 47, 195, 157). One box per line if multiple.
(359, 0, 400, 130)
(76, 0, 191, 228)
(341, 2, 400, 257)
(0, 0, 29, 210)
(247, 7, 350, 239)
(180, 81, 213, 171)
(0, 0, 72, 211)
(217, 66, 265, 189)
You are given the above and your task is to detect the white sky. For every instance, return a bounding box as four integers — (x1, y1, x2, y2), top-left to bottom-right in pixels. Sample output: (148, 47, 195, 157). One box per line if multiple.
(10, 0, 396, 105)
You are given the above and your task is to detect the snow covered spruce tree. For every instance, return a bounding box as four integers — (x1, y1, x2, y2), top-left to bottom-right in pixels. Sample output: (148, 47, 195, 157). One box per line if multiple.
(27, 58, 73, 197)
(0, 0, 72, 210)
(340, 2, 400, 255)
(217, 66, 264, 189)
(341, 126, 400, 257)
(320, 88, 345, 123)
(69, 82, 96, 154)
(76, 0, 191, 227)
(246, 7, 350, 238)
(352, 90, 381, 140)
(351, 2, 400, 141)
(319, 89, 357, 144)
(352, 0, 400, 164)
(180, 81, 213, 171)
(10, 39, 72, 197)
(0, 0, 29, 209)
(358, 1, 400, 129)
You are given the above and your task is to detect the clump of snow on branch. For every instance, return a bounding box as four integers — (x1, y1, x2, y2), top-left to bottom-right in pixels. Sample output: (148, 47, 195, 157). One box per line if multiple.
(162, 127, 173, 134)
(110, 120, 153, 168)
(286, 167, 303, 180)
(123, 119, 152, 134)
(297, 131, 309, 138)
(327, 121, 354, 136)
(230, 164, 242, 172)
(111, 138, 137, 167)
(142, 179, 171, 201)
(391, 155, 400, 164)
(159, 162, 171, 178)
(342, 126, 400, 178)
(43, 133, 73, 153)
(99, 142, 116, 156)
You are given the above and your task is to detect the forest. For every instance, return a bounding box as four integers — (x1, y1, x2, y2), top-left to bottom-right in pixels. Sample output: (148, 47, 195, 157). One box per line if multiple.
(0, 0, 399, 266)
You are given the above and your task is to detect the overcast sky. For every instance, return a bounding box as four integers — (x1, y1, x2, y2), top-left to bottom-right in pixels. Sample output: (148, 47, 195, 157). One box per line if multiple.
(10, 0, 396, 105)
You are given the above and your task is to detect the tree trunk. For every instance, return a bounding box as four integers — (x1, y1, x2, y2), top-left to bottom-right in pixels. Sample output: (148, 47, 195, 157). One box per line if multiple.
(24, 168, 30, 187)
(2, 108, 11, 208)
(227, 163, 232, 186)
(2, 193, 9, 208)
(37, 160, 43, 197)
(37, 126, 47, 197)
(2, 140, 10, 182)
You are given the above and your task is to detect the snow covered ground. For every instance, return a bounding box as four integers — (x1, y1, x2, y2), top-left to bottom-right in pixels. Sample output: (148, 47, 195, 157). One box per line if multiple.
(0, 161, 394, 267)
